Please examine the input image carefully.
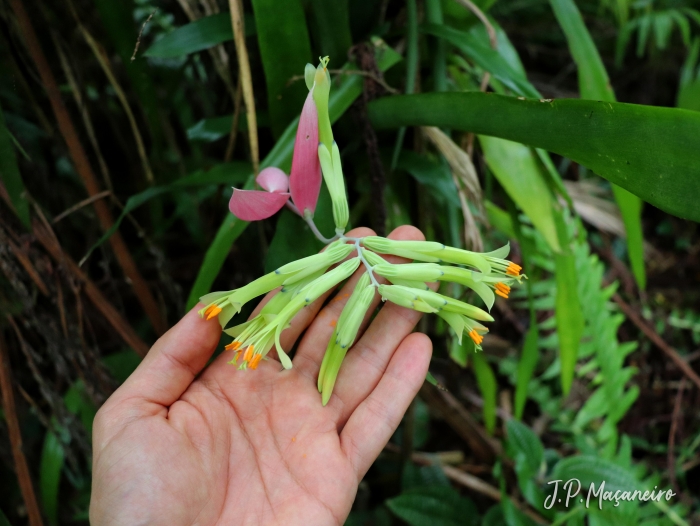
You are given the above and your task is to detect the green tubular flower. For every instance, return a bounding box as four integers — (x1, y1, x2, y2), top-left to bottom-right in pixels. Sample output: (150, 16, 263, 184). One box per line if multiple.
(362, 237, 443, 263)
(273, 257, 361, 356)
(277, 242, 354, 286)
(437, 311, 489, 350)
(377, 284, 441, 313)
(309, 56, 349, 231)
(199, 242, 354, 327)
(199, 271, 288, 328)
(373, 262, 444, 283)
(319, 274, 375, 405)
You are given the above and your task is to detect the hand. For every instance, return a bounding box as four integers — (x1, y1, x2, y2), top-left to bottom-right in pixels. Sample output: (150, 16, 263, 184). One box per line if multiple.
(89, 225, 433, 526)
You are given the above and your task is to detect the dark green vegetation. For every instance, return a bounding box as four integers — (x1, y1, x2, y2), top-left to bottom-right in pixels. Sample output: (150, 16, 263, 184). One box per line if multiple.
(1, 0, 700, 524)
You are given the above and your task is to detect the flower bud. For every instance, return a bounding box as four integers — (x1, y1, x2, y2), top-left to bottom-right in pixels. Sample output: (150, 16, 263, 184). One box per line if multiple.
(373, 262, 444, 282)
(318, 143, 349, 231)
(319, 275, 376, 405)
(377, 284, 439, 313)
(278, 242, 354, 285)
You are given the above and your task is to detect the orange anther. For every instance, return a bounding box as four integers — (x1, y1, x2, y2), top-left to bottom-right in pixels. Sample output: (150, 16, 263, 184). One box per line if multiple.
(243, 346, 254, 362)
(225, 341, 241, 351)
(205, 305, 222, 320)
(249, 353, 262, 369)
(495, 289, 509, 299)
(506, 266, 520, 276)
(495, 282, 510, 292)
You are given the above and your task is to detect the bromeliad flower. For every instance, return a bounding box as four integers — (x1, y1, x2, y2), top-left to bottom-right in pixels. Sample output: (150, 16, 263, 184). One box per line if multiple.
(229, 90, 321, 221)
(201, 56, 528, 406)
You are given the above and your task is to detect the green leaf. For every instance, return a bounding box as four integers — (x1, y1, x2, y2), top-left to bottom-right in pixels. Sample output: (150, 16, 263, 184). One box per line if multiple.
(398, 151, 460, 208)
(514, 326, 539, 420)
(549, 0, 646, 290)
(555, 251, 584, 395)
(187, 46, 403, 308)
(402, 461, 451, 491)
(0, 104, 30, 227)
(252, 0, 313, 137)
(369, 92, 700, 222)
(506, 419, 544, 478)
(424, 23, 539, 98)
(386, 486, 478, 526)
(472, 352, 497, 434)
(309, 0, 352, 60)
(551, 456, 638, 493)
(479, 136, 560, 251)
(144, 13, 253, 58)
(40, 430, 64, 526)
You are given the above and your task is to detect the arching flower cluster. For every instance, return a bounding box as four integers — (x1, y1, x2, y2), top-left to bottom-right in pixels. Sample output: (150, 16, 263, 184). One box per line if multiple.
(201, 57, 524, 405)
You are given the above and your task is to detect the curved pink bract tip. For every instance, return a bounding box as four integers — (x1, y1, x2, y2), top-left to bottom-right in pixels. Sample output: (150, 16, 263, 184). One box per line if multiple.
(229, 188, 290, 221)
(289, 92, 321, 217)
(256, 167, 289, 193)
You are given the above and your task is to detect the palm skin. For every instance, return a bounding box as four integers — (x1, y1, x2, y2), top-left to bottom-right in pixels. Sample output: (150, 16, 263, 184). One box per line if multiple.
(90, 226, 433, 526)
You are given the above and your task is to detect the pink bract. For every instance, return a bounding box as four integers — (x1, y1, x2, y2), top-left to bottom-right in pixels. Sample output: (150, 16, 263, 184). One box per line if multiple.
(289, 92, 321, 217)
(256, 166, 289, 193)
(228, 188, 290, 221)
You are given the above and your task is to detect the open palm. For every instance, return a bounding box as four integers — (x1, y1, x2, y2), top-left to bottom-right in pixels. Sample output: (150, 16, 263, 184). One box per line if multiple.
(90, 226, 433, 526)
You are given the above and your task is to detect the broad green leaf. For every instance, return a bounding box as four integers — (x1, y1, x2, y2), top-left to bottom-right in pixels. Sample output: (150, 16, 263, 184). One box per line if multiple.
(369, 92, 700, 221)
(40, 430, 64, 526)
(472, 352, 497, 434)
(551, 456, 638, 493)
(187, 113, 270, 142)
(479, 136, 560, 251)
(0, 104, 30, 227)
(386, 486, 478, 526)
(144, 13, 255, 58)
(555, 251, 583, 395)
(187, 46, 403, 308)
(309, 0, 352, 60)
(506, 419, 544, 478)
(506, 419, 547, 509)
(102, 349, 142, 383)
(549, 0, 646, 290)
(252, 0, 312, 137)
(402, 462, 451, 491)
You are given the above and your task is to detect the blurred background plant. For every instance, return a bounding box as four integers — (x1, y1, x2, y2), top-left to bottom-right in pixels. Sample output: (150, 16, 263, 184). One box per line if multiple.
(1, 0, 699, 524)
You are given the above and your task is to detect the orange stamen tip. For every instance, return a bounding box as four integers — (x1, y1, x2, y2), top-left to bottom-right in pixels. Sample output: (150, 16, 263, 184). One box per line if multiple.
(249, 354, 262, 369)
(225, 341, 241, 351)
(495, 290, 509, 299)
(506, 268, 520, 276)
(243, 346, 254, 362)
(206, 306, 222, 320)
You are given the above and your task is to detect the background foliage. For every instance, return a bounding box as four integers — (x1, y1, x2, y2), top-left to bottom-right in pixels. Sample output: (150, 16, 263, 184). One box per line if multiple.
(1, 0, 700, 524)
